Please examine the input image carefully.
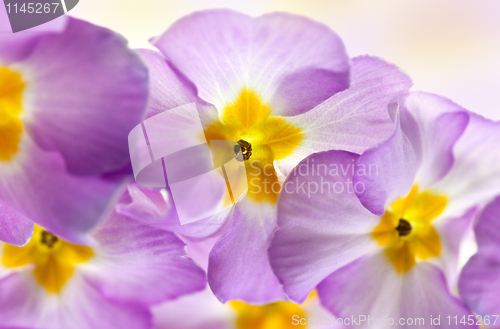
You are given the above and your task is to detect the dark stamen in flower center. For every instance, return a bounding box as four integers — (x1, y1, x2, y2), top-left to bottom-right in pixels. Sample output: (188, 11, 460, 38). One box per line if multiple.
(41, 230, 59, 248)
(396, 219, 412, 237)
(234, 140, 252, 161)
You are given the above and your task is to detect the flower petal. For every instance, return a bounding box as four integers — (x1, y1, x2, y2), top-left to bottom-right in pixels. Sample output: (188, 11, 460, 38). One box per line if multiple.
(353, 104, 421, 216)
(0, 135, 124, 244)
(208, 199, 285, 303)
(137, 49, 217, 119)
(153, 288, 233, 329)
(81, 210, 206, 306)
(115, 184, 232, 238)
(394, 92, 470, 189)
(20, 17, 148, 175)
(275, 56, 412, 176)
(432, 113, 500, 218)
(318, 252, 475, 329)
(431, 207, 478, 288)
(153, 9, 350, 116)
(0, 271, 152, 329)
(0, 200, 33, 246)
(459, 197, 500, 319)
(269, 150, 380, 303)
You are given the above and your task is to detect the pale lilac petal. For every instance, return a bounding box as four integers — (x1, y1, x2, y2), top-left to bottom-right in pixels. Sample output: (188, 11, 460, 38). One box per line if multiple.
(459, 197, 500, 320)
(153, 288, 233, 329)
(353, 106, 421, 215)
(432, 113, 500, 218)
(208, 199, 285, 303)
(0, 271, 152, 329)
(275, 56, 412, 176)
(115, 184, 232, 238)
(0, 200, 33, 246)
(431, 207, 478, 288)
(0, 136, 124, 244)
(153, 9, 349, 116)
(20, 17, 148, 176)
(138, 49, 208, 117)
(269, 151, 380, 303)
(82, 211, 206, 306)
(395, 92, 470, 189)
(183, 234, 222, 271)
(318, 252, 475, 329)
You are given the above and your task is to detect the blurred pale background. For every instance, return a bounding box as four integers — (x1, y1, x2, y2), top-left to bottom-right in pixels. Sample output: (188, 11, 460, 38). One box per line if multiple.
(71, 0, 500, 120)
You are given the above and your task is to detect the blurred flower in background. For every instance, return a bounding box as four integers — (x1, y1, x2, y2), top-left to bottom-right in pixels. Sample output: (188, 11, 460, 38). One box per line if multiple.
(0, 202, 205, 329)
(0, 17, 148, 245)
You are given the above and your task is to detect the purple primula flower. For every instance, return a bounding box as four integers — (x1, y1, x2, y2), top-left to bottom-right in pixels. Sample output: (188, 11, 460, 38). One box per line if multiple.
(118, 9, 412, 304)
(459, 196, 500, 327)
(269, 92, 500, 328)
(0, 197, 206, 329)
(0, 17, 148, 245)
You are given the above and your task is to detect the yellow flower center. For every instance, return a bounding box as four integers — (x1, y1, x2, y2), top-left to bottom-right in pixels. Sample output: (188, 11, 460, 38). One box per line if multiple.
(0, 67, 24, 161)
(372, 185, 446, 274)
(2, 226, 94, 293)
(204, 89, 304, 204)
(230, 300, 307, 329)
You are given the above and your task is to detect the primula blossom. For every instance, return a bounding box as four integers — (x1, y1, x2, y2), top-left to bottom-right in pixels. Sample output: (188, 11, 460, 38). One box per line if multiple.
(269, 92, 500, 328)
(0, 17, 148, 245)
(0, 203, 206, 329)
(459, 196, 500, 327)
(120, 9, 412, 303)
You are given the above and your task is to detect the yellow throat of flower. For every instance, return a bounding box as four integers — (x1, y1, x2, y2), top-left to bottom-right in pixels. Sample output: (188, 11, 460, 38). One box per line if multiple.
(0, 67, 24, 161)
(230, 298, 310, 329)
(372, 185, 446, 274)
(2, 226, 94, 293)
(204, 89, 304, 204)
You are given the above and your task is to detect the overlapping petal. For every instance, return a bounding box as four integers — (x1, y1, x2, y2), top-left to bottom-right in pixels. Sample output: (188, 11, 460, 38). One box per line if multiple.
(395, 92, 469, 188)
(459, 197, 500, 322)
(208, 198, 284, 303)
(269, 150, 380, 303)
(153, 9, 350, 117)
(20, 17, 148, 175)
(318, 252, 475, 329)
(274, 56, 412, 176)
(353, 105, 421, 216)
(432, 113, 500, 218)
(0, 136, 125, 244)
(81, 211, 207, 306)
